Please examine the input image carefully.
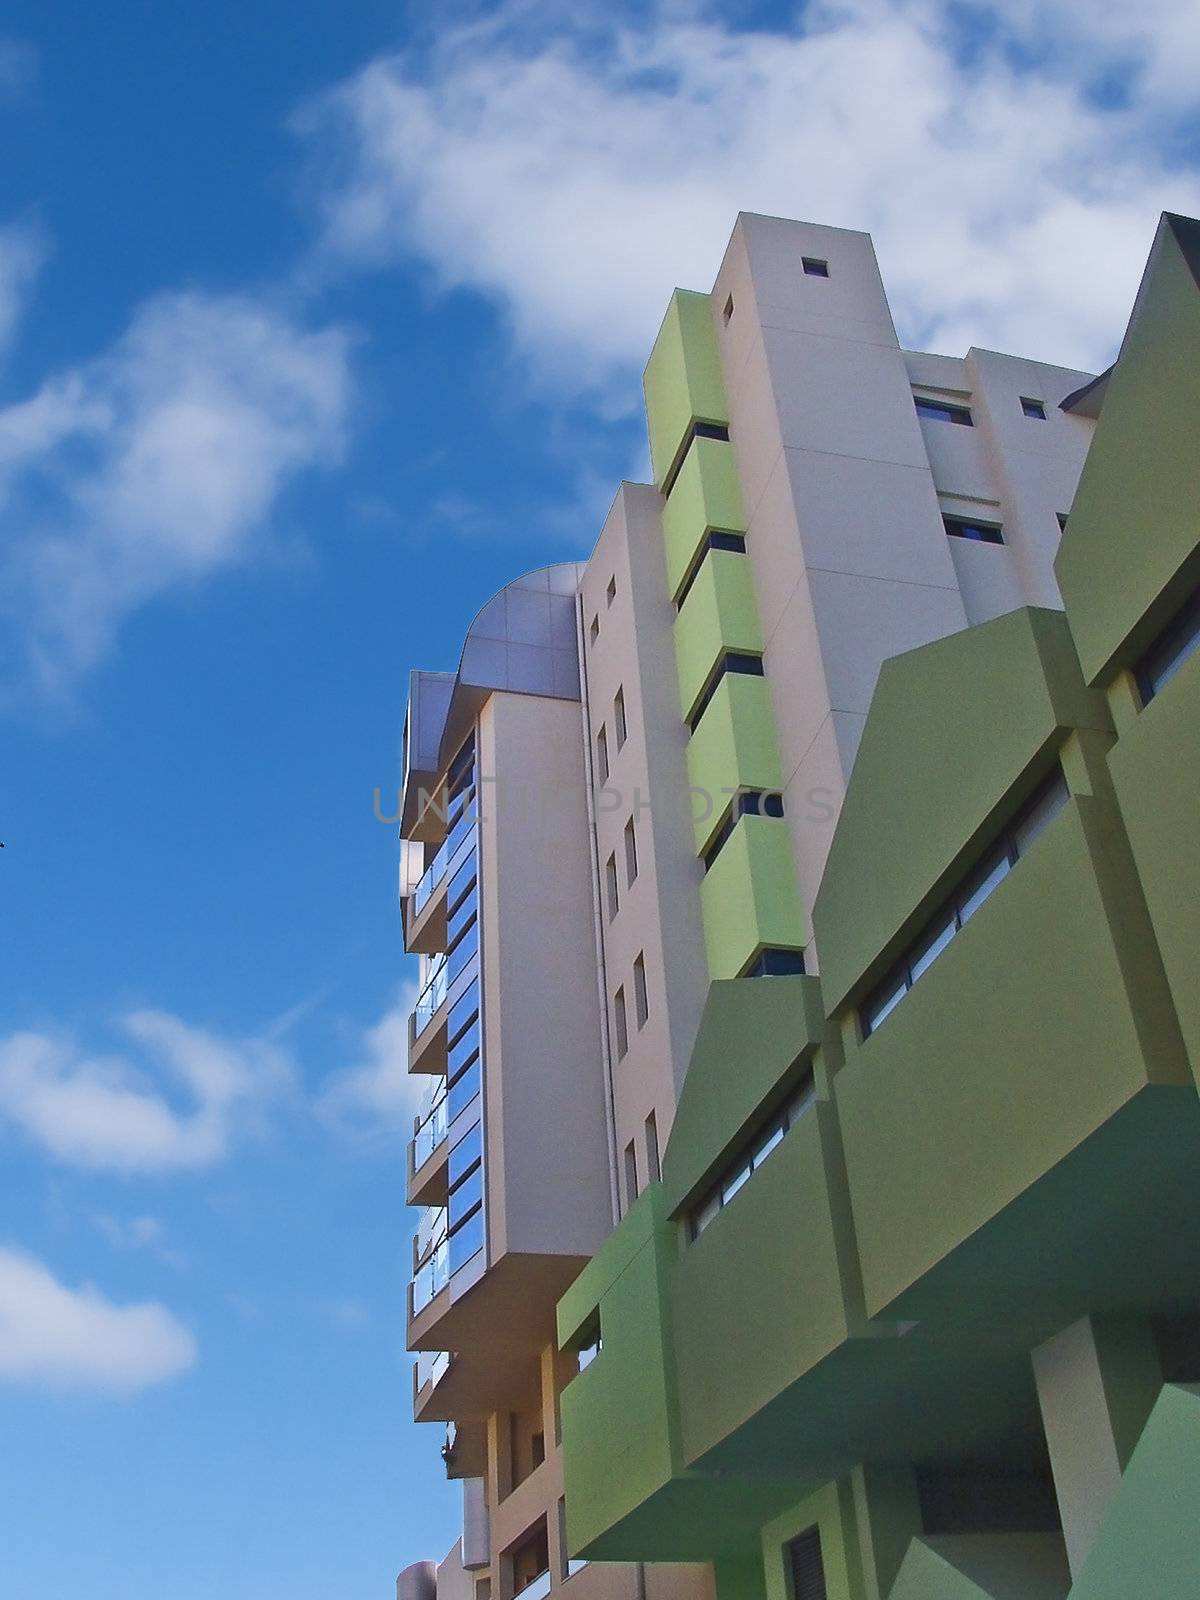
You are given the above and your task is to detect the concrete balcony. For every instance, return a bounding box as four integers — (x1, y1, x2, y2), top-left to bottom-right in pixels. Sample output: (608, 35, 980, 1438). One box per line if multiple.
(408, 1088, 450, 1209)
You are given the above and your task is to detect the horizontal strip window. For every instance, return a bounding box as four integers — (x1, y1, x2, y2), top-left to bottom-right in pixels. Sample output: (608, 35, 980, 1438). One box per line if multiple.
(703, 790, 784, 871)
(447, 734, 476, 794)
(687, 651, 764, 733)
(675, 531, 747, 610)
(860, 769, 1068, 1038)
(1021, 397, 1047, 419)
(447, 979, 479, 1048)
(690, 1072, 816, 1240)
(1135, 587, 1200, 705)
(661, 419, 731, 498)
(447, 1206, 484, 1276)
(915, 396, 973, 426)
(745, 947, 806, 978)
(447, 851, 477, 918)
(944, 514, 1003, 545)
(447, 918, 478, 983)
(447, 1059, 480, 1125)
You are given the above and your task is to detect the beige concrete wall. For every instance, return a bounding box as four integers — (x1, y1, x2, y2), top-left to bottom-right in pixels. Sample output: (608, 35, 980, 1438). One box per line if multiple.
(578, 485, 709, 1200)
(478, 691, 612, 1261)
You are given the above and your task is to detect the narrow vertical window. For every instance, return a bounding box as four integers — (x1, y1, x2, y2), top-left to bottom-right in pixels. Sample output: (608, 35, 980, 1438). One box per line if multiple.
(589, 615, 599, 645)
(606, 576, 617, 607)
(788, 1528, 827, 1600)
(614, 686, 627, 749)
(624, 817, 638, 886)
(623, 1139, 638, 1208)
(614, 987, 629, 1060)
(605, 854, 619, 922)
(633, 952, 648, 1027)
(645, 1111, 661, 1184)
(596, 724, 609, 785)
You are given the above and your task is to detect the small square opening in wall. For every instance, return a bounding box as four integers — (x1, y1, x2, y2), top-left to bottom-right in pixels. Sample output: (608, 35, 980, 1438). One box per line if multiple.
(802, 257, 829, 278)
(1021, 397, 1047, 419)
(722, 294, 734, 325)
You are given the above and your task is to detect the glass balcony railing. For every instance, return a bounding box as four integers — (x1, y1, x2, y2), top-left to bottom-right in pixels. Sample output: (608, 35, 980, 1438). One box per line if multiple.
(413, 1086, 448, 1170)
(411, 816, 476, 918)
(519, 1570, 553, 1600)
(413, 1236, 449, 1314)
(415, 1349, 452, 1391)
(413, 952, 449, 1039)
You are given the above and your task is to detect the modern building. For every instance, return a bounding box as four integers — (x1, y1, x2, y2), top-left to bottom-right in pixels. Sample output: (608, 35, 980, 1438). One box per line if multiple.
(394, 211, 1200, 1600)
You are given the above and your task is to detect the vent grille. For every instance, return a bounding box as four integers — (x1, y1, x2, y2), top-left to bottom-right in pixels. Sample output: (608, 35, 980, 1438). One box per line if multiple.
(788, 1528, 827, 1600)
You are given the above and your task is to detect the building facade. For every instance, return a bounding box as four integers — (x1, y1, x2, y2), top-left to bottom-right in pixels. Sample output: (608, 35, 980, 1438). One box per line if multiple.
(395, 212, 1200, 1600)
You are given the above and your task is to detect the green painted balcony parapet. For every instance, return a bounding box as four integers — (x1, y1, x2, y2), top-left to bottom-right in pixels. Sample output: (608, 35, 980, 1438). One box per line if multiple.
(700, 814, 805, 980)
(685, 675, 784, 852)
(1057, 213, 1200, 689)
(644, 289, 729, 491)
(662, 437, 747, 601)
(1105, 638, 1200, 1085)
(556, 1184, 812, 1565)
(812, 607, 1113, 1020)
(835, 790, 1199, 1330)
(674, 550, 765, 724)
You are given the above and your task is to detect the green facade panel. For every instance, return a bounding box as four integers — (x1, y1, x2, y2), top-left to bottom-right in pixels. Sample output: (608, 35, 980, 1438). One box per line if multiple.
(1106, 607, 1200, 1087)
(700, 816, 806, 979)
(812, 608, 1110, 1016)
(661, 976, 826, 1215)
(674, 551, 764, 722)
(672, 1106, 855, 1467)
(644, 289, 729, 490)
(835, 799, 1193, 1322)
(889, 1535, 1070, 1600)
(1056, 215, 1200, 685)
(662, 438, 747, 599)
(686, 675, 784, 850)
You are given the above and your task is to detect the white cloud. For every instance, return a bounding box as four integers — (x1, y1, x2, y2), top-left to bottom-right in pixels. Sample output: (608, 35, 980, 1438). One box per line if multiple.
(0, 220, 44, 359)
(303, 0, 1200, 397)
(0, 289, 352, 696)
(319, 983, 423, 1134)
(0, 1010, 293, 1175)
(0, 1246, 196, 1393)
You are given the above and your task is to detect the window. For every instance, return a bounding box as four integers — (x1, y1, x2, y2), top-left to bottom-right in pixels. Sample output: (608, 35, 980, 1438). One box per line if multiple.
(613, 687, 627, 749)
(573, 1314, 602, 1373)
(1056, 512, 1069, 533)
(788, 1528, 828, 1600)
(722, 293, 734, 324)
(605, 854, 619, 922)
(703, 790, 784, 871)
(606, 575, 617, 607)
(915, 396, 973, 426)
(624, 817, 638, 886)
(623, 1139, 638, 1205)
(589, 614, 599, 645)
(1021, 397, 1047, 419)
(944, 514, 1003, 545)
(746, 947, 806, 977)
(596, 724, 609, 785)
(1135, 588, 1200, 705)
(859, 769, 1069, 1037)
(801, 256, 829, 278)
(662, 420, 731, 497)
(689, 1073, 816, 1239)
(633, 953, 648, 1027)
(675, 530, 748, 609)
(446, 1117, 485, 1275)
(614, 987, 629, 1060)
(688, 652, 765, 732)
(645, 1110, 661, 1184)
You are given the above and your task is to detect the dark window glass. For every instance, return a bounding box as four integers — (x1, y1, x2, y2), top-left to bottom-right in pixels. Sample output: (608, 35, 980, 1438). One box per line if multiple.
(1021, 397, 1047, 419)
(614, 988, 629, 1060)
(693, 421, 729, 442)
(447, 891, 477, 947)
(802, 257, 829, 277)
(614, 687, 627, 749)
(703, 790, 785, 871)
(747, 947, 806, 977)
(915, 397, 973, 426)
(606, 854, 619, 921)
(662, 421, 731, 496)
(944, 515, 1003, 544)
(596, 724, 609, 785)
(690, 1073, 814, 1237)
(1135, 589, 1200, 705)
(633, 953, 648, 1027)
(449, 1166, 483, 1225)
(624, 818, 638, 886)
(447, 850, 477, 915)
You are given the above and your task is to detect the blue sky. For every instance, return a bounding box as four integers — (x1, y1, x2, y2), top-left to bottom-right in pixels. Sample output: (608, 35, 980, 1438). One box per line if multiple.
(1, 2, 1198, 1596)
